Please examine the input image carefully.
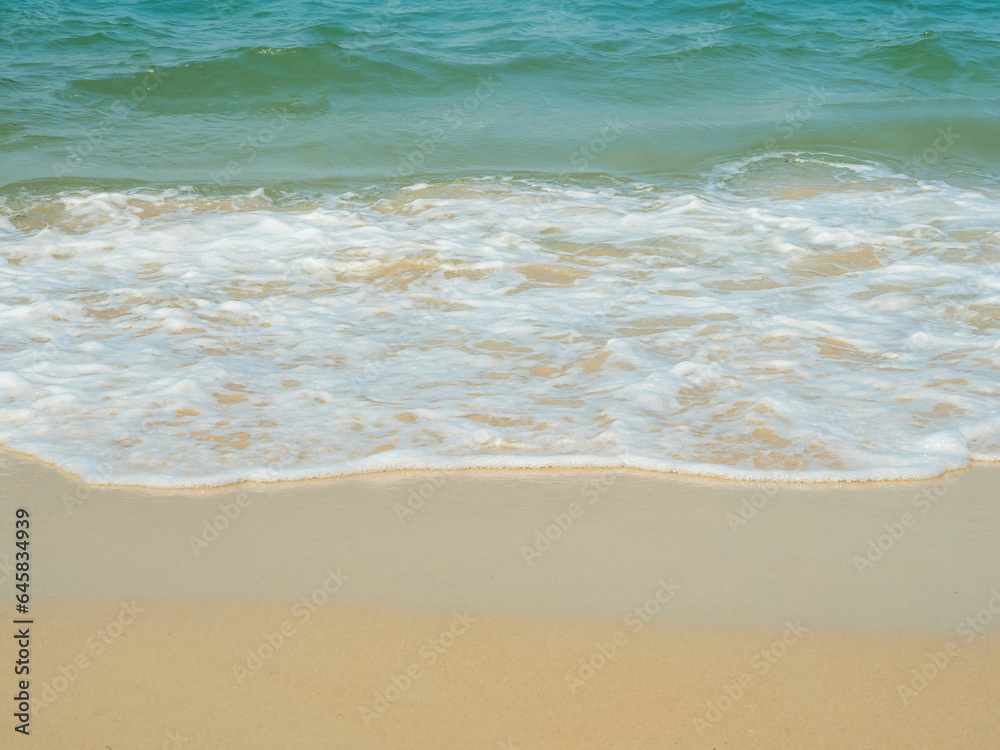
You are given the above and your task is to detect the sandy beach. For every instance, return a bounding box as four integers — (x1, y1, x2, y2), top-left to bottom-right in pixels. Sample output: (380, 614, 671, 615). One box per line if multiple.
(3, 450, 999, 748)
(4, 2, 1000, 747)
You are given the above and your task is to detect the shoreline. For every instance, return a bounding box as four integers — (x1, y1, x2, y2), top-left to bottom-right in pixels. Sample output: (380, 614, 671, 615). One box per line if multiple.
(0, 444, 990, 492)
(4, 449, 998, 627)
(3, 450, 999, 747)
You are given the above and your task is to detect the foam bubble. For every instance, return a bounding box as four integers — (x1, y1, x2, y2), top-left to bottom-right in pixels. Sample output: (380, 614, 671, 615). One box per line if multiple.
(1, 164, 998, 486)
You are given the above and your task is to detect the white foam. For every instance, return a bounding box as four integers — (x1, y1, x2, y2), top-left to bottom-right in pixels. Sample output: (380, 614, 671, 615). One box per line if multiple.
(1, 165, 998, 486)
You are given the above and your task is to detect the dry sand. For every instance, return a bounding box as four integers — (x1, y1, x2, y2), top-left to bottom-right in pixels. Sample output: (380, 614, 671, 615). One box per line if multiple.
(1, 450, 999, 748)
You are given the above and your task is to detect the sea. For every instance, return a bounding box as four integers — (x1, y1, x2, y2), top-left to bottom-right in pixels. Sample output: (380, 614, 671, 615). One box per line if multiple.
(1, 0, 999, 486)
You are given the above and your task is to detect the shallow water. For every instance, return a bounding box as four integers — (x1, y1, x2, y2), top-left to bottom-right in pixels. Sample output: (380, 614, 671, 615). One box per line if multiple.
(1, 1, 998, 485)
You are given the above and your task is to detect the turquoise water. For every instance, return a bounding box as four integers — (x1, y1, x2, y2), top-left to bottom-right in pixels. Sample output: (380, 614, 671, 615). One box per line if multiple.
(1, 1, 999, 485)
(3, 0, 999, 190)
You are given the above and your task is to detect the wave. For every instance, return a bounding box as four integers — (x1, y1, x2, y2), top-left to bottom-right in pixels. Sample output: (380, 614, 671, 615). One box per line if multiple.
(1, 155, 998, 486)
(3, 0, 999, 189)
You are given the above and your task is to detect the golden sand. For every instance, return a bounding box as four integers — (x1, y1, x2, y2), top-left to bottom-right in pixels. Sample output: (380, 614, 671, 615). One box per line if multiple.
(2, 451, 999, 748)
(27, 602, 1000, 749)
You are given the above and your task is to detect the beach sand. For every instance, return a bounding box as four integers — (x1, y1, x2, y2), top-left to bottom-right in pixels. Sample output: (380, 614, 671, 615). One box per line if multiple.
(2, 450, 999, 748)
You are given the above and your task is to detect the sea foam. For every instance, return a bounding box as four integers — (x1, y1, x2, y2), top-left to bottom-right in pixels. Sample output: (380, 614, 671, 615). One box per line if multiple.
(1, 155, 998, 486)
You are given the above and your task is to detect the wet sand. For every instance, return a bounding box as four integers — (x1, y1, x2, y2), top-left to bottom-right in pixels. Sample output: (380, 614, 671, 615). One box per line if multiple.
(2, 450, 999, 748)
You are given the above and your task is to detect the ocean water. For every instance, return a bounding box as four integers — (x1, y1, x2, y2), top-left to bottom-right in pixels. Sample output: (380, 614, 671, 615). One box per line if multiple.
(1, 0, 999, 486)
